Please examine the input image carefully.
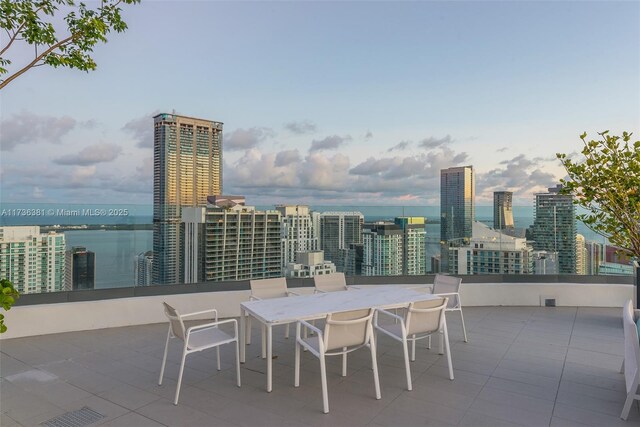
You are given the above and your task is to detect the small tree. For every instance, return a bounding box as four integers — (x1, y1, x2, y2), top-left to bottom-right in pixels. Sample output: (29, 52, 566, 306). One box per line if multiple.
(0, 279, 19, 333)
(557, 131, 640, 259)
(0, 0, 140, 90)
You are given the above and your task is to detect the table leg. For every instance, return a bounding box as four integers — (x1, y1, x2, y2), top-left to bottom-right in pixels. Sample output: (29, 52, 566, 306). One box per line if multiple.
(239, 308, 246, 363)
(267, 324, 273, 392)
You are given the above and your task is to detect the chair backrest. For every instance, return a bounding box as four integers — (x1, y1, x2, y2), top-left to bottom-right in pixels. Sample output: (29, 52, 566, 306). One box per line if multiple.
(432, 274, 462, 308)
(623, 300, 640, 393)
(405, 297, 448, 336)
(314, 272, 347, 293)
(250, 277, 288, 299)
(163, 302, 186, 341)
(323, 308, 373, 352)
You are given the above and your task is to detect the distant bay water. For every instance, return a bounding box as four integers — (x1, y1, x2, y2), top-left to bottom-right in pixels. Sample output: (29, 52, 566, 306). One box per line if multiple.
(1, 203, 606, 288)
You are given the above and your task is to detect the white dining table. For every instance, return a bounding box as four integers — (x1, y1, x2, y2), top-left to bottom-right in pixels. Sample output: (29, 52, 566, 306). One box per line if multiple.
(239, 285, 438, 392)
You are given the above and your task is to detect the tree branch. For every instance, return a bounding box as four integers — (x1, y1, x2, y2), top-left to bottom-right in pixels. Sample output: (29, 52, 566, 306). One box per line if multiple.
(0, 5, 47, 56)
(0, 33, 76, 90)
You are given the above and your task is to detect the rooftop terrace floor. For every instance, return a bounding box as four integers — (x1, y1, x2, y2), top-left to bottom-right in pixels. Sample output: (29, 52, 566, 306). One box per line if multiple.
(2, 306, 639, 427)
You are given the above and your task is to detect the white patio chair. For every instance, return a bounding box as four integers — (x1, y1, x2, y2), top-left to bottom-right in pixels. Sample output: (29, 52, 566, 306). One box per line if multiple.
(432, 274, 468, 342)
(621, 299, 640, 420)
(374, 297, 452, 391)
(314, 272, 349, 293)
(158, 302, 240, 405)
(246, 277, 299, 357)
(295, 308, 381, 413)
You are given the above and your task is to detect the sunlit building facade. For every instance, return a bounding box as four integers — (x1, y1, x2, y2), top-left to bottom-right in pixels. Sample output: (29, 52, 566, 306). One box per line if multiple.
(493, 191, 515, 230)
(440, 166, 475, 243)
(152, 113, 223, 285)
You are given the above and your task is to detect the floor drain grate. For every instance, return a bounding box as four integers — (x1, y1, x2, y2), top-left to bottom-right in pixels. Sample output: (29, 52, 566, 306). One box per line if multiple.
(41, 407, 105, 427)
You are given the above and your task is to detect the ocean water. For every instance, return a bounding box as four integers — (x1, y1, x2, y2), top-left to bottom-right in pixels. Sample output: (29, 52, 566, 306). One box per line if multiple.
(64, 230, 152, 289)
(1, 203, 606, 288)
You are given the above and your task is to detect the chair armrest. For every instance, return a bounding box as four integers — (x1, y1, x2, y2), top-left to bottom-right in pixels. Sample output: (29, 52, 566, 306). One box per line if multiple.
(298, 319, 323, 337)
(186, 318, 238, 336)
(180, 308, 218, 319)
(434, 292, 459, 297)
(287, 290, 301, 297)
(250, 295, 262, 301)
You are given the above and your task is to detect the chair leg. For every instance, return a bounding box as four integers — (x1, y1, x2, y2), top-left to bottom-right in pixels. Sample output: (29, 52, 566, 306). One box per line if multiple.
(319, 355, 329, 413)
(370, 334, 381, 400)
(294, 339, 301, 387)
(411, 335, 416, 362)
(402, 337, 412, 391)
(427, 335, 431, 349)
(459, 308, 468, 343)
(174, 347, 188, 405)
(621, 392, 635, 420)
(158, 328, 171, 385)
(246, 314, 252, 345)
(342, 349, 347, 377)
(443, 321, 454, 380)
(216, 347, 221, 371)
(235, 340, 241, 387)
(439, 331, 444, 355)
(620, 359, 625, 374)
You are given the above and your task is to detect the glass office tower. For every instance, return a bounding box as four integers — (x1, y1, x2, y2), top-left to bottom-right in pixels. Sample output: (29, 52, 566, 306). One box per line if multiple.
(440, 166, 475, 243)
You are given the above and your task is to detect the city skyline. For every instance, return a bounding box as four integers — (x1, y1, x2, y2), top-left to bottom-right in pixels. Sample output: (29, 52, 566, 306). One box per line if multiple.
(1, 1, 638, 207)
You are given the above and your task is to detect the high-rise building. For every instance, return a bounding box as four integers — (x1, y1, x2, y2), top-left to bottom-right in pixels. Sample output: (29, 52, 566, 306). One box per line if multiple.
(134, 251, 154, 286)
(394, 217, 427, 275)
(440, 166, 475, 243)
(152, 113, 223, 285)
(276, 205, 318, 273)
(285, 251, 336, 278)
(362, 222, 403, 276)
(531, 185, 576, 274)
(585, 241, 603, 275)
(448, 222, 533, 275)
(576, 234, 587, 275)
(533, 250, 559, 274)
(0, 226, 65, 294)
(318, 212, 363, 270)
(65, 246, 95, 290)
(339, 243, 364, 276)
(182, 200, 282, 282)
(493, 191, 515, 230)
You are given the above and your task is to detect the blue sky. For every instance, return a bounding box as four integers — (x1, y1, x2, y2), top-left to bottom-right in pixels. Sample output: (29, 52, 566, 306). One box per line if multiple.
(1, 1, 638, 206)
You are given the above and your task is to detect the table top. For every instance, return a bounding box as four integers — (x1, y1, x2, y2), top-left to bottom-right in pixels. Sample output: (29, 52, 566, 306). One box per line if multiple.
(241, 285, 437, 324)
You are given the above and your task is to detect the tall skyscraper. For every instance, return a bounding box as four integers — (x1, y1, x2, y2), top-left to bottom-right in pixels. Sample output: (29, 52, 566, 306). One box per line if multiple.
(65, 246, 95, 290)
(493, 191, 515, 230)
(134, 251, 154, 286)
(441, 166, 475, 242)
(531, 185, 576, 274)
(319, 212, 364, 270)
(362, 222, 403, 276)
(0, 226, 65, 294)
(394, 217, 427, 275)
(182, 199, 282, 282)
(276, 205, 318, 273)
(152, 113, 223, 285)
(340, 243, 364, 276)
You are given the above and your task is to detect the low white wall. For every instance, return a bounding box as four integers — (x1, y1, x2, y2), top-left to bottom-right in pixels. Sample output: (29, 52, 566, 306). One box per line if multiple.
(0, 283, 633, 339)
